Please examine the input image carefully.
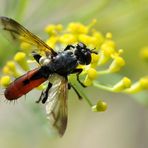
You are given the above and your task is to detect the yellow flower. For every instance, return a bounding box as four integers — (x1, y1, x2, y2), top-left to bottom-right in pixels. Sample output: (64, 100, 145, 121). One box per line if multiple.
(14, 52, 29, 71)
(109, 56, 125, 72)
(46, 36, 59, 48)
(59, 34, 77, 45)
(45, 24, 63, 35)
(0, 76, 11, 87)
(113, 77, 132, 92)
(67, 22, 89, 34)
(92, 100, 108, 112)
(125, 77, 148, 93)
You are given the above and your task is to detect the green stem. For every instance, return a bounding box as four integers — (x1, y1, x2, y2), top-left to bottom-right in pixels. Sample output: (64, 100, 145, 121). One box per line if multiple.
(97, 69, 110, 75)
(93, 81, 113, 92)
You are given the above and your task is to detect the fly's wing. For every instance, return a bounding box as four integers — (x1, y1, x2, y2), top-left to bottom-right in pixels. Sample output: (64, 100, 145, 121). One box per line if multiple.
(0, 16, 57, 55)
(46, 74, 68, 136)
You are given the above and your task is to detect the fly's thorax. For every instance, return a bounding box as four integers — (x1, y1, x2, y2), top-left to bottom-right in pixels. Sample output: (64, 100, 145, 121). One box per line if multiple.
(49, 50, 78, 75)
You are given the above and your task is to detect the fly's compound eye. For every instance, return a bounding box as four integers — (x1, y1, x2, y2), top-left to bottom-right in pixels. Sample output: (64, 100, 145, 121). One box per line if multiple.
(77, 42, 86, 50)
(84, 51, 91, 65)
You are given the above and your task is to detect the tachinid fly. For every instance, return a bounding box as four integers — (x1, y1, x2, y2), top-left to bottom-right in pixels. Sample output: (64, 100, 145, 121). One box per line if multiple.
(0, 17, 97, 136)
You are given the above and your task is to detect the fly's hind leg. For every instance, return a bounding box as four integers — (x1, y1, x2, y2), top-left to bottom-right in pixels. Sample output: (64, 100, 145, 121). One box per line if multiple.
(68, 83, 82, 100)
(36, 82, 52, 104)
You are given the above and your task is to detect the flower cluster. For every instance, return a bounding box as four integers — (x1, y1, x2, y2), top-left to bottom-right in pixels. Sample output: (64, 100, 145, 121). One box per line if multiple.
(0, 20, 148, 112)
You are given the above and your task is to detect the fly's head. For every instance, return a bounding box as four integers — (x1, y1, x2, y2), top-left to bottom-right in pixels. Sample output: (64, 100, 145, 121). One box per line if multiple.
(74, 42, 92, 65)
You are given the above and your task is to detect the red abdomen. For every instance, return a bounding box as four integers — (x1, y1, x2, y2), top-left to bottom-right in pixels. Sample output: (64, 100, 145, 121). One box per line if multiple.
(4, 68, 47, 100)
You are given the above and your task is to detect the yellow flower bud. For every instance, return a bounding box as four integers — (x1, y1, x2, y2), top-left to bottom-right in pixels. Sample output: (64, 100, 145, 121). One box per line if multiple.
(139, 78, 148, 89)
(109, 56, 125, 72)
(45, 24, 63, 35)
(6, 61, 20, 77)
(91, 53, 99, 64)
(44, 24, 56, 34)
(92, 31, 104, 47)
(0, 76, 11, 87)
(67, 22, 88, 34)
(92, 100, 108, 112)
(59, 34, 77, 45)
(78, 34, 91, 45)
(98, 42, 116, 65)
(124, 78, 148, 94)
(84, 76, 92, 86)
(113, 77, 132, 92)
(87, 68, 97, 80)
(2, 66, 12, 75)
(56, 24, 63, 31)
(46, 36, 58, 48)
(14, 52, 29, 71)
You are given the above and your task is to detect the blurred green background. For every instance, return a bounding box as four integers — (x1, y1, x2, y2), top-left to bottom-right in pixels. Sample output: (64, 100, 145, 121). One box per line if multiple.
(0, 0, 148, 148)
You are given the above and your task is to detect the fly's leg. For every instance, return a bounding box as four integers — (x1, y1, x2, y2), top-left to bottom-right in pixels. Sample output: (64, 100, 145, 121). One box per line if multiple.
(64, 45, 75, 51)
(68, 83, 82, 100)
(71, 68, 86, 88)
(36, 82, 52, 104)
(32, 51, 42, 64)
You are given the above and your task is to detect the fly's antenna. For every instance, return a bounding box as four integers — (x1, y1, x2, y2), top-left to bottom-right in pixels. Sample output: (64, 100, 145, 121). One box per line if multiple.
(91, 48, 98, 54)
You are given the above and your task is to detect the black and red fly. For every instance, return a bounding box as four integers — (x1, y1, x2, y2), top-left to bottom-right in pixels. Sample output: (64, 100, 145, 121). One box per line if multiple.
(0, 17, 96, 136)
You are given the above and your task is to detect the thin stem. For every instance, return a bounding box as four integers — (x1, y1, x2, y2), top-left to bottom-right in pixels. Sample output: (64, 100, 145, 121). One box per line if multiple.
(69, 75, 93, 107)
(93, 81, 113, 92)
(97, 69, 110, 75)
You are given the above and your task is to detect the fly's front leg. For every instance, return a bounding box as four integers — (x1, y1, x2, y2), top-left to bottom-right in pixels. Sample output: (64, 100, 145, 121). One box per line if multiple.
(71, 68, 86, 88)
(68, 83, 82, 100)
(64, 45, 75, 51)
(32, 51, 42, 64)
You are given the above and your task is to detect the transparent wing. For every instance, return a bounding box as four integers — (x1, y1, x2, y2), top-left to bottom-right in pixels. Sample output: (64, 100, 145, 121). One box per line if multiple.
(0, 16, 57, 55)
(46, 74, 68, 136)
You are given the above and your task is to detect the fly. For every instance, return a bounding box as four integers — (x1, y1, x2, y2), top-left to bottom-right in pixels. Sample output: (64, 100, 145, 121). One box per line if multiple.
(0, 17, 97, 136)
